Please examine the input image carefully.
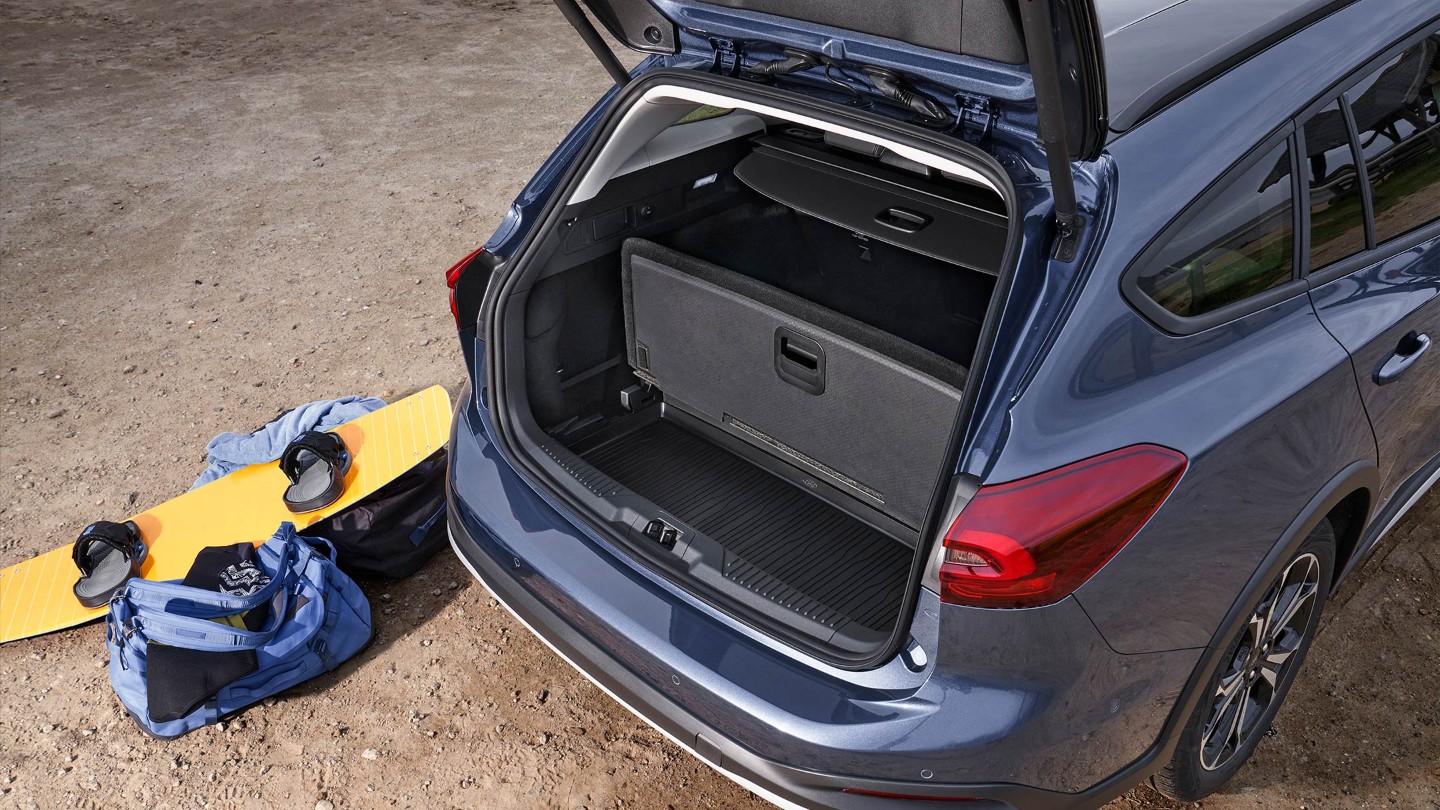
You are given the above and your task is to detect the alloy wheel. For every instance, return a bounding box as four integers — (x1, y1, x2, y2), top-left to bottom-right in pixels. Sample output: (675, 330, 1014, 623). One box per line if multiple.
(1199, 552, 1321, 771)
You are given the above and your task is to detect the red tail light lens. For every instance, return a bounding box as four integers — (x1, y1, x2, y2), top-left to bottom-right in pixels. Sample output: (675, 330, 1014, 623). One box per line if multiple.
(445, 246, 487, 327)
(939, 445, 1186, 609)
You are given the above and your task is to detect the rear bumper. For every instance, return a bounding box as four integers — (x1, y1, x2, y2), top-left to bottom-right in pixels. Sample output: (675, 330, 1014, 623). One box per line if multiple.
(446, 385, 1199, 809)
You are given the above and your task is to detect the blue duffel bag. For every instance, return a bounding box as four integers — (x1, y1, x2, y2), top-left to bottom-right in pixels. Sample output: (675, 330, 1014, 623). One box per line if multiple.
(106, 523, 372, 738)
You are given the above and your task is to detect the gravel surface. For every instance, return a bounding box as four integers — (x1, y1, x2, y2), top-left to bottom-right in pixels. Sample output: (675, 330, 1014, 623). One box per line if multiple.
(2, 1, 1436, 808)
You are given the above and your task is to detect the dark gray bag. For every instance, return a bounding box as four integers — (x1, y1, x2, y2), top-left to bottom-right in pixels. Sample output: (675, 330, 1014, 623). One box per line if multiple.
(299, 450, 447, 579)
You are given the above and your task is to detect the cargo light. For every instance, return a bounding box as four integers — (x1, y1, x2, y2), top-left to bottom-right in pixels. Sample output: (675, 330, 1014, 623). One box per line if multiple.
(939, 445, 1186, 609)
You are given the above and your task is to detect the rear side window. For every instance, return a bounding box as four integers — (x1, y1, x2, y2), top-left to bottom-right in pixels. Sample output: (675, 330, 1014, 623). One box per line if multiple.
(1303, 102, 1368, 268)
(1346, 36, 1440, 245)
(1134, 142, 1295, 318)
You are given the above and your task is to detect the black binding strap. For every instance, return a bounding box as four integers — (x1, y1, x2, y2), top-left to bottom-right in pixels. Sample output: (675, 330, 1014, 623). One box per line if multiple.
(72, 520, 142, 576)
(279, 431, 345, 483)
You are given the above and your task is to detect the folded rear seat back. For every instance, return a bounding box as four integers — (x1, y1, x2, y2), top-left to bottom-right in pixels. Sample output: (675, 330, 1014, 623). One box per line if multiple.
(621, 238, 965, 530)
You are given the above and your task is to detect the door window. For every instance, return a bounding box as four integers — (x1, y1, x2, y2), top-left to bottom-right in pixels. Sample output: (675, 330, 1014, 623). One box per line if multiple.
(1135, 142, 1296, 318)
(1303, 101, 1369, 269)
(1346, 35, 1440, 245)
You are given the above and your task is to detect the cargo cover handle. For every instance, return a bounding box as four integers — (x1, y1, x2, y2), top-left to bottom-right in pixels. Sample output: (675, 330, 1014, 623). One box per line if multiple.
(775, 328, 826, 395)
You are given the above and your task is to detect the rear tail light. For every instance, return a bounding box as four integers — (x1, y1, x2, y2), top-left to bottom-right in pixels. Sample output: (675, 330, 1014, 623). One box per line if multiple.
(445, 245, 487, 328)
(939, 445, 1186, 609)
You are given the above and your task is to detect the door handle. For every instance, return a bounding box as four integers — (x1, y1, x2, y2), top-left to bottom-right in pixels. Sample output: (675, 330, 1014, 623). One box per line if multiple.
(1373, 332, 1431, 386)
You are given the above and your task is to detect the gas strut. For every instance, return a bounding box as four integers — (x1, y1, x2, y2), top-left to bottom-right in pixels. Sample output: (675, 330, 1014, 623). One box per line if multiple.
(551, 0, 631, 86)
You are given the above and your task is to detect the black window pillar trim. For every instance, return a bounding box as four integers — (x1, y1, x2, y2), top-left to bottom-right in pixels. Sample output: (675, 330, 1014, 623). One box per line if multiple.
(1336, 93, 1377, 251)
(1290, 130, 1306, 284)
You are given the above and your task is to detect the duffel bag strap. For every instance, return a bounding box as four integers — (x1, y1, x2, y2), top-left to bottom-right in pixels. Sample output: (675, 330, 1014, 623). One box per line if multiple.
(409, 504, 447, 547)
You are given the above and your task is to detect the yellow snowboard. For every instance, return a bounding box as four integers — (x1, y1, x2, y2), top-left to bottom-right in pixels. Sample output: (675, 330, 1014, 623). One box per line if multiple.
(0, 385, 452, 644)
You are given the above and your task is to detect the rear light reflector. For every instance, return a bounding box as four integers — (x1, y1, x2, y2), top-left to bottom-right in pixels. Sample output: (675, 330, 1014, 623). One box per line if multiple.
(939, 444, 1186, 609)
(841, 788, 981, 802)
(445, 245, 488, 328)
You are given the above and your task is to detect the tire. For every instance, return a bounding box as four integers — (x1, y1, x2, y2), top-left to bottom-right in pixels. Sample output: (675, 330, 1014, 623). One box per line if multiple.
(1151, 519, 1336, 802)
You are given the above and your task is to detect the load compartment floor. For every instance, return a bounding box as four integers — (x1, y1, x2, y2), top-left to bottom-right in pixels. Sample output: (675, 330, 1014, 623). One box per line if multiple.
(579, 419, 911, 634)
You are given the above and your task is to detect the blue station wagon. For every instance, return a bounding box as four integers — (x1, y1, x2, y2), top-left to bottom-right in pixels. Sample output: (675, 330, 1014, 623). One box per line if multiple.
(443, 0, 1440, 806)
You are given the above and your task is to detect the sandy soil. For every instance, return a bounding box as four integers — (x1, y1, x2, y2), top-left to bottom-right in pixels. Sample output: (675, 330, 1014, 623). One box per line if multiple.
(1, 1, 1436, 808)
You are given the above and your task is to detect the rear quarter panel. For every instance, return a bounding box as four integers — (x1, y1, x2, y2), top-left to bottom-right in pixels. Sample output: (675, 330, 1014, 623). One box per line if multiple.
(983, 0, 1440, 653)
(1029, 297, 1374, 654)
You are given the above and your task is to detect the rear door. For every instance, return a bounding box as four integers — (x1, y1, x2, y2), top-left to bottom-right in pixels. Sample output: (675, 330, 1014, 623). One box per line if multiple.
(1301, 26, 1440, 496)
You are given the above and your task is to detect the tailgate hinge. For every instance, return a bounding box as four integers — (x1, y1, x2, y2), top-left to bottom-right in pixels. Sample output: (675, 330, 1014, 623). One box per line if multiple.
(953, 93, 998, 145)
(708, 37, 745, 78)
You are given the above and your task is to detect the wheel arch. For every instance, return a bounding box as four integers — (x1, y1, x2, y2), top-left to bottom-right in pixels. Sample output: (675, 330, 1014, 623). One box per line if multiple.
(1139, 458, 1380, 778)
(1323, 487, 1373, 592)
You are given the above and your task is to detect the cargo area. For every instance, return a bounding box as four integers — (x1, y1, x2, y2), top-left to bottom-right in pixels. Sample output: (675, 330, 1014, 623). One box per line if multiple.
(493, 95, 1011, 659)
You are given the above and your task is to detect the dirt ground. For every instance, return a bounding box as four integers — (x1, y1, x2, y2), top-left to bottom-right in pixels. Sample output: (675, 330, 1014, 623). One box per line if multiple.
(0, 1, 1436, 808)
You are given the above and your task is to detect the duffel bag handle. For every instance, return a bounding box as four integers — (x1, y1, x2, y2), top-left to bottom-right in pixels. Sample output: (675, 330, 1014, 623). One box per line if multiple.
(125, 587, 293, 652)
(304, 534, 338, 563)
(119, 525, 315, 652)
(121, 524, 303, 618)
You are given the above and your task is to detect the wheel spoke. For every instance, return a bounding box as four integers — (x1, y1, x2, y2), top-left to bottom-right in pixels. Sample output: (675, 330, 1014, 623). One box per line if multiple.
(1215, 669, 1245, 699)
(1202, 704, 1237, 764)
(1261, 550, 1319, 639)
(1226, 682, 1250, 749)
(1249, 610, 1269, 644)
(1264, 646, 1295, 668)
(1203, 673, 1246, 748)
(1268, 582, 1317, 641)
(1257, 641, 1296, 688)
(1262, 561, 1295, 632)
(1260, 583, 1285, 638)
